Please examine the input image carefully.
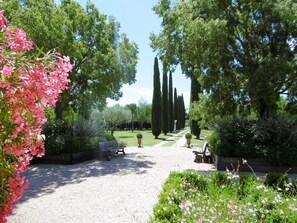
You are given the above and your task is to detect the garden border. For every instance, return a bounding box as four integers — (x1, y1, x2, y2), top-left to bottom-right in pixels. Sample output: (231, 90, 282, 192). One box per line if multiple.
(31, 140, 119, 165)
(214, 154, 297, 173)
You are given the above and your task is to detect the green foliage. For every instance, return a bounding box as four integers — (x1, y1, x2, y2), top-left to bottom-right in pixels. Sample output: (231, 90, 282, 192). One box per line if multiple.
(1, 0, 139, 118)
(162, 69, 169, 135)
(177, 95, 186, 130)
(168, 72, 174, 132)
(265, 173, 288, 189)
(190, 76, 201, 138)
(43, 113, 107, 154)
(136, 133, 143, 138)
(136, 98, 152, 129)
(150, 171, 297, 223)
(152, 57, 162, 138)
(126, 103, 137, 132)
(185, 133, 192, 139)
(211, 172, 231, 187)
(209, 116, 297, 166)
(209, 117, 258, 158)
(151, 0, 297, 119)
(101, 105, 131, 136)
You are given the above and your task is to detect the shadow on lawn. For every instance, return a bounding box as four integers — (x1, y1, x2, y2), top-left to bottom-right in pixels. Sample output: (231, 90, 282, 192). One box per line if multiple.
(19, 153, 155, 203)
(117, 136, 134, 139)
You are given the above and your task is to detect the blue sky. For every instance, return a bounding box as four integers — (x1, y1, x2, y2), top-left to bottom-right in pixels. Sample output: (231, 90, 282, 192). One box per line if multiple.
(75, 0, 191, 108)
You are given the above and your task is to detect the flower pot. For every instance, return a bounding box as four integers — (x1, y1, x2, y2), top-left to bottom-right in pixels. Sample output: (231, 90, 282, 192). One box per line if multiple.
(137, 138, 142, 147)
(186, 138, 191, 148)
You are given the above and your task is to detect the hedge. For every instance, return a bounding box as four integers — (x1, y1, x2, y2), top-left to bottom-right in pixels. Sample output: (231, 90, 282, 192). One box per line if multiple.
(209, 116, 297, 166)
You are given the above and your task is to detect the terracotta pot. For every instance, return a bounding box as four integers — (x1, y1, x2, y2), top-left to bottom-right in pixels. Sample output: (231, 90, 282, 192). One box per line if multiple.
(137, 138, 142, 147)
(186, 138, 191, 148)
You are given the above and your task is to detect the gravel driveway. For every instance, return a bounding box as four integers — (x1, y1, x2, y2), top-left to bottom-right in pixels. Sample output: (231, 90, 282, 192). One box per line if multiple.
(8, 145, 215, 223)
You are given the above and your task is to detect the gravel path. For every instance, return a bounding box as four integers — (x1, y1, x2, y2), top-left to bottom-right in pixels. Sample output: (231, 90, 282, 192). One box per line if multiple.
(8, 146, 215, 223)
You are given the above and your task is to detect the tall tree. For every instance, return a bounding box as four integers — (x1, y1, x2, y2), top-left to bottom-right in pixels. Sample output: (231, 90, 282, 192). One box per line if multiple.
(168, 71, 174, 132)
(162, 68, 169, 135)
(137, 98, 152, 130)
(177, 95, 183, 130)
(173, 88, 178, 130)
(126, 103, 137, 132)
(151, 0, 297, 119)
(1, 0, 139, 119)
(102, 105, 131, 136)
(190, 76, 201, 139)
(152, 57, 162, 138)
(179, 94, 186, 129)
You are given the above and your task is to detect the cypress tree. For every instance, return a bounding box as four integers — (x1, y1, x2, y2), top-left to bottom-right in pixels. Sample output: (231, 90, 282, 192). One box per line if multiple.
(181, 94, 186, 129)
(152, 57, 162, 138)
(174, 88, 178, 130)
(190, 76, 201, 138)
(177, 95, 182, 130)
(168, 71, 174, 132)
(162, 69, 169, 135)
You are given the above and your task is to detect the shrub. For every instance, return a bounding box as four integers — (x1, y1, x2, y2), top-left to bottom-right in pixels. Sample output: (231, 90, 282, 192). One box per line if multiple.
(150, 171, 297, 223)
(43, 117, 107, 155)
(264, 172, 288, 190)
(0, 11, 71, 221)
(211, 172, 231, 187)
(137, 133, 143, 138)
(185, 133, 192, 139)
(209, 116, 297, 166)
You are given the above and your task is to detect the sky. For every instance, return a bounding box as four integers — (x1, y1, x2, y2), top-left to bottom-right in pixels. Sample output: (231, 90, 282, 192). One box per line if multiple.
(74, 0, 191, 108)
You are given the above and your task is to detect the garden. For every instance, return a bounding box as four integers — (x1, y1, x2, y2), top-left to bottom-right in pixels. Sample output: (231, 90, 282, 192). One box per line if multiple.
(150, 171, 297, 223)
(1, 0, 297, 222)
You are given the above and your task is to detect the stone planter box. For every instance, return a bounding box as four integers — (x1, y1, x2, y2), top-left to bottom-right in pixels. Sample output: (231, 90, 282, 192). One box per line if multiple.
(32, 141, 118, 165)
(213, 154, 297, 173)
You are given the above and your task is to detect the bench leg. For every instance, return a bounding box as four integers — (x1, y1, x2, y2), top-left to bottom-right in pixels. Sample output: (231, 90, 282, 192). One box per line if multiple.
(116, 148, 126, 155)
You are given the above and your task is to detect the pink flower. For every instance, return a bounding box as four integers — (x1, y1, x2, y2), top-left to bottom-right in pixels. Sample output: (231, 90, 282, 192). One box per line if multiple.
(0, 10, 8, 30)
(0, 10, 72, 221)
(1, 65, 14, 78)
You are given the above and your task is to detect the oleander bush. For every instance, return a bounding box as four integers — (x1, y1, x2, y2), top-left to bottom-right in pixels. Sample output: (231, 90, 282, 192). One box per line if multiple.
(150, 171, 297, 223)
(209, 116, 297, 166)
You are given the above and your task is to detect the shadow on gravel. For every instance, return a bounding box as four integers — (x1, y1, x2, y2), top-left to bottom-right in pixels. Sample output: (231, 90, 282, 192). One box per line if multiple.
(19, 153, 155, 203)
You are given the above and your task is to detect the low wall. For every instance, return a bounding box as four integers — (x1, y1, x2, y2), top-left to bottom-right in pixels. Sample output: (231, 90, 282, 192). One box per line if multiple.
(214, 154, 297, 173)
(31, 141, 118, 165)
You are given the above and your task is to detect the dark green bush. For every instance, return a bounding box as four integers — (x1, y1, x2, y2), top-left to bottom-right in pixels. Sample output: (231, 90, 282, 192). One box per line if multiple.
(209, 116, 297, 166)
(209, 117, 259, 158)
(264, 172, 288, 190)
(43, 118, 107, 155)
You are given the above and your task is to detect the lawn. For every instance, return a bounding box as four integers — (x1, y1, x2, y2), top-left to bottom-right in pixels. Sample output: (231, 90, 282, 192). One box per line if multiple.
(161, 129, 213, 148)
(113, 130, 174, 147)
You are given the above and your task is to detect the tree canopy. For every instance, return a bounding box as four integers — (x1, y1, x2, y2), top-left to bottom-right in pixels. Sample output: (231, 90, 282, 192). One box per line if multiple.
(1, 0, 139, 119)
(151, 0, 297, 118)
(101, 105, 131, 136)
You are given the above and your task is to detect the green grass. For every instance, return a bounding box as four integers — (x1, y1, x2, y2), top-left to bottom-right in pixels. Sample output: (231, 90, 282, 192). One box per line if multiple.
(114, 129, 213, 148)
(113, 130, 173, 147)
(150, 171, 297, 223)
(162, 129, 213, 147)
(162, 133, 184, 147)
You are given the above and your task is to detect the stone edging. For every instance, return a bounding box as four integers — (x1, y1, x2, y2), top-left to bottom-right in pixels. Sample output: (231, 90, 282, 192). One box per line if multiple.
(214, 154, 297, 173)
(31, 141, 118, 165)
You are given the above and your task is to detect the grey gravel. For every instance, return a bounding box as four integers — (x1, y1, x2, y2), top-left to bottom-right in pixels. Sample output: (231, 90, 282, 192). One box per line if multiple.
(8, 144, 215, 223)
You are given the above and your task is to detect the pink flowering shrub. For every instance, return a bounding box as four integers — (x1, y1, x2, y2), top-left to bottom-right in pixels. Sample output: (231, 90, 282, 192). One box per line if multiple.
(0, 10, 72, 222)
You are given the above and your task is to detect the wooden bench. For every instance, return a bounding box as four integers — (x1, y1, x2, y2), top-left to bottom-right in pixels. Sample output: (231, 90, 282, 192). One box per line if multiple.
(192, 140, 212, 163)
(98, 140, 126, 161)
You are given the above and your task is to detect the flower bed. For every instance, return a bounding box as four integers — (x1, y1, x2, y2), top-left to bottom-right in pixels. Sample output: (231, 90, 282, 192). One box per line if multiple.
(150, 171, 297, 223)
